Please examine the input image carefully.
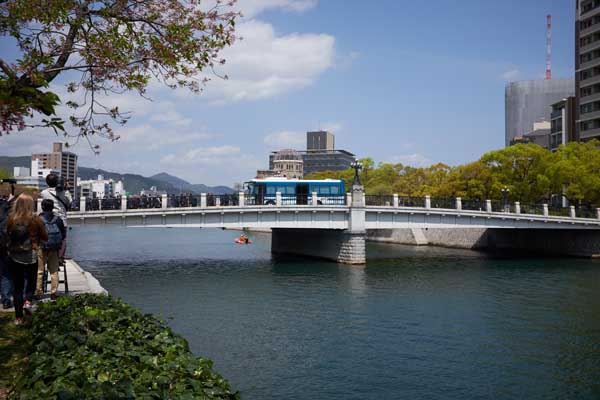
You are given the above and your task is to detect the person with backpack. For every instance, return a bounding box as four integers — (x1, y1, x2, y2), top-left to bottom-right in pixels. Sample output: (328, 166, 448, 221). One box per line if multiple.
(41, 173, 72, 261)
(35, 199, 66, 300)
(6, 194, 48, 325)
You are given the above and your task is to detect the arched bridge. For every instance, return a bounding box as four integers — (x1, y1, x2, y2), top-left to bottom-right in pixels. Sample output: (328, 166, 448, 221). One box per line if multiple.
(66, 191, 600, 264)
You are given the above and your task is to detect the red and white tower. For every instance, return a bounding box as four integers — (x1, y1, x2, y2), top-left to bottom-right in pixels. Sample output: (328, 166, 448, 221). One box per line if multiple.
(546, 14, 552, 80)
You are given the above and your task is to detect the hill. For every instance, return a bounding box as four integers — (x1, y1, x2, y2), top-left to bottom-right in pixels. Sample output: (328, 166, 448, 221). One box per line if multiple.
(150, 173, 234, 194)
(0, 156, 233, 195)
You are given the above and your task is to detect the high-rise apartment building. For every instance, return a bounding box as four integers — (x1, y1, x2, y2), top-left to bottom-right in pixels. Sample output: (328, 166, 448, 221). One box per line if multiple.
(576, 0, 600, 141)
(32, 142, 78, 188)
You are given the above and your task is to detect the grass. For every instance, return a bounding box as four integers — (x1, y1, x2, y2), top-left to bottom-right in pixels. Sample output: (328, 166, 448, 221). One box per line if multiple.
(0, 312, 29, 400)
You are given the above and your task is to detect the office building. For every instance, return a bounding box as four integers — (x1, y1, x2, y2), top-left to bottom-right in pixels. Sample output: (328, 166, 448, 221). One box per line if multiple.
(260, 130, 356, 178)
(12, 159, 60, 190)
(576, 0, 600, 141)
(32, 142, 78, 188)
(550, 97, 577, 150)
(307, 130, 334, 151)
(77, 175, 125, 198)
(301, 150, 356, 175)
(505, 78, 575, 147)
(510, 121, 551, 148)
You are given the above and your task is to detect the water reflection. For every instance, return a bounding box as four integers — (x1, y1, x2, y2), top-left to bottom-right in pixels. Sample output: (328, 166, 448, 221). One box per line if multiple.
(69, 226, 600, 400)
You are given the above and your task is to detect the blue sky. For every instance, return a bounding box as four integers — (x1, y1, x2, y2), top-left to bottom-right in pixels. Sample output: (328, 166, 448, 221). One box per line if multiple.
(0, 0, 576, 185)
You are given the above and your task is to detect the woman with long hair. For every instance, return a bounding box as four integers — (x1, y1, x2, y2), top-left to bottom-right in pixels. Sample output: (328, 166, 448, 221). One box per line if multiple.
(6, 194, 47, 325)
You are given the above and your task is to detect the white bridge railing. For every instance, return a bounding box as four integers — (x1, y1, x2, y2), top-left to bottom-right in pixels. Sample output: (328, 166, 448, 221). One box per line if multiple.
(63, 192, 600, 221)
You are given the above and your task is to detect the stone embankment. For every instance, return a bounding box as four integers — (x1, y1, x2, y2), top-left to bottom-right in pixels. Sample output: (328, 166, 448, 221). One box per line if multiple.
(367, 228, 600, 258)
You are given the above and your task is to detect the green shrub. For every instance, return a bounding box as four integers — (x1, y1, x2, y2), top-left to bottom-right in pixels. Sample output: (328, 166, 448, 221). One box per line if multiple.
(11, 294, 239, 400)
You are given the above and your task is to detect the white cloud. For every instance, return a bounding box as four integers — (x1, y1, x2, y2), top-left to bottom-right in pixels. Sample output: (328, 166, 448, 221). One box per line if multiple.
(235, 0, 318, 18)
(202, 20, 335, 103)
(263, 131, 305, 149)
(388, 153, 432, 168)
(501, 69, 520, 82)
(160, 145, 242, 165)
(150, 110, 192, 127)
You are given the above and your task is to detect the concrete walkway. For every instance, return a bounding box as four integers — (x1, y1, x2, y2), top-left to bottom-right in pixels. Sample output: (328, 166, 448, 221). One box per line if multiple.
(1, 260, 106, 313)
(63, 259, 107, 295)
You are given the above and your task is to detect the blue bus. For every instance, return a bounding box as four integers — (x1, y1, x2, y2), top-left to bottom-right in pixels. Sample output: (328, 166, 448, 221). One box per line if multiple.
(245, 178, 345, 205)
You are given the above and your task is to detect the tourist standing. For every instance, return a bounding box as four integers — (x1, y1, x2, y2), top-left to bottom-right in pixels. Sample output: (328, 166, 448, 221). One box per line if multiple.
(0, 195, 13, 309)
(40, 174, 72, 259)
(36, 199, 66, 300)
(6, 194, 47, 324)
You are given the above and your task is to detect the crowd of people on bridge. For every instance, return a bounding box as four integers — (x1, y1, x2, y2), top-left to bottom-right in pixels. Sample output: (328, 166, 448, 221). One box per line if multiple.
(0, 173, 71, 325)
(73, 192, 240, 211)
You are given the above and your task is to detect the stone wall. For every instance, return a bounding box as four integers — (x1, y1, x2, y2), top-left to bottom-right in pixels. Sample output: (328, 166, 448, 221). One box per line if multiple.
(271, 228, 366, 264)
(367, 228, 600, 258)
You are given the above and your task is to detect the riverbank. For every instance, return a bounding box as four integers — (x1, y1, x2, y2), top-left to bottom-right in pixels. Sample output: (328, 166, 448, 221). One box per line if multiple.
(0, 262, 238, 399)
(0, 259, 107, 398)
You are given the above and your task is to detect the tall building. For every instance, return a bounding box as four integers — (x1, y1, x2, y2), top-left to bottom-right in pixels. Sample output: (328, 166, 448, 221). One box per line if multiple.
(550, 97, 577, 150)
(505, 79, 575, 147)
(576, 0, 600, 141)
(32, 142, 78, 188)
(307, 131, 334, 151)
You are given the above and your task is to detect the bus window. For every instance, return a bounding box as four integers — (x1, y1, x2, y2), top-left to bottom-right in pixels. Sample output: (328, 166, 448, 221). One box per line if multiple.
(286, 186, 295, 195)
(267, 186, 276, 195)
(330, 186, 339, 195)
(320, 186, 330, 195)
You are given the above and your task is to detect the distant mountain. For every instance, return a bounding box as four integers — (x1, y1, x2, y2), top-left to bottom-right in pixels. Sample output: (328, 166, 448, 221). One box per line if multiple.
(79, 167, 174, 195)
(0, 156, 233, 195)
(0, 156, 31, 174)
(150, 172, 233, 194)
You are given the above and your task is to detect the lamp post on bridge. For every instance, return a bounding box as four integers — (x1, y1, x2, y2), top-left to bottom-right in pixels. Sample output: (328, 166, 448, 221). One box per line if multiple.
(501, 186, 510, 213)
(349, 161, 365, 208)
(351, 161, 363, 187)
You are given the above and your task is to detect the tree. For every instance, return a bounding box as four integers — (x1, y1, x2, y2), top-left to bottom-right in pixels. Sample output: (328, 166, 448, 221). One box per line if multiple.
(0, 0, 238, 147)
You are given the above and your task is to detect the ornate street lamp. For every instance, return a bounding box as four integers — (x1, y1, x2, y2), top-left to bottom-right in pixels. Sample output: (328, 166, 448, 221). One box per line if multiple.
(501, 186, 510, 212)
(351, 162, 363, 187)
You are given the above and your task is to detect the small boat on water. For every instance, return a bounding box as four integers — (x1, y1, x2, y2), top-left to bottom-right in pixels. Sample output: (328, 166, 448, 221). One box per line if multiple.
(235, 235, 252, 245)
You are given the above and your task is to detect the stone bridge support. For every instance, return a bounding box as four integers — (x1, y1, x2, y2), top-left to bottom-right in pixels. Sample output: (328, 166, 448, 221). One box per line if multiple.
(271, 229, 366, 264)
(271, 184, 367, 264)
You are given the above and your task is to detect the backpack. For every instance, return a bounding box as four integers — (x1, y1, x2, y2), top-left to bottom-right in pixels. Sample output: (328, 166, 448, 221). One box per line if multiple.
(41, 215, 62, 250)
(7, 222, 32, 254)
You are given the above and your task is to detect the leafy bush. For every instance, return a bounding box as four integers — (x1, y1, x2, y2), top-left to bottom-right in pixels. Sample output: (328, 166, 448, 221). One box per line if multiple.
(11, 294, 239, 400)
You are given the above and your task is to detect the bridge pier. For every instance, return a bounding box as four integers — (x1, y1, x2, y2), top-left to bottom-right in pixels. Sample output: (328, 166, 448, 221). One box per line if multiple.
(271, 181, 367, 265)
(271, 229, 366, 264)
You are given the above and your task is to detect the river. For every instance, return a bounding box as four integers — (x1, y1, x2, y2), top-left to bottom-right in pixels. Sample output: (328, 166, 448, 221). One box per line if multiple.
(68, 226, 600, 399)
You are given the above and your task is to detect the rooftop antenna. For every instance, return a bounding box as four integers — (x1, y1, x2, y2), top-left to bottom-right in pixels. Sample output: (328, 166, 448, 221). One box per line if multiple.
(546, 14, 552, 80)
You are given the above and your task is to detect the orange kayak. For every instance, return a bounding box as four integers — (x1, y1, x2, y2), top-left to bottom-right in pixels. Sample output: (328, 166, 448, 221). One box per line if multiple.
(235, 238, 252, 244)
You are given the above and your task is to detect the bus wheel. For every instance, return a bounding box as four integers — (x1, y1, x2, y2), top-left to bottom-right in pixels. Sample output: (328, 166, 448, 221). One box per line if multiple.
(265, 200, 276, 205)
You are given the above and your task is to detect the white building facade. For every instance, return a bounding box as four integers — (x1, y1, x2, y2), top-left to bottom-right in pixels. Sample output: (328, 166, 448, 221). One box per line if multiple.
(77, 175, 125, 198)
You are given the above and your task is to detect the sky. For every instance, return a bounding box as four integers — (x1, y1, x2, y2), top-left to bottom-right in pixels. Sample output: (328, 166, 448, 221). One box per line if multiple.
(0, 0, 576, 186)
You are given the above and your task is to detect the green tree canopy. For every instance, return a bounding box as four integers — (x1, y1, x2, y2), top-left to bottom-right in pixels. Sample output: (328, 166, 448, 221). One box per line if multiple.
(306, 141, 600, 206)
